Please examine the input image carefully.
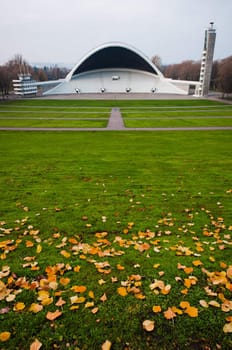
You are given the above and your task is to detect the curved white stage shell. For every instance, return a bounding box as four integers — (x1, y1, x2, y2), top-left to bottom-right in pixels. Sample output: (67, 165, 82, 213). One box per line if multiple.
(44, 43, 192, 95)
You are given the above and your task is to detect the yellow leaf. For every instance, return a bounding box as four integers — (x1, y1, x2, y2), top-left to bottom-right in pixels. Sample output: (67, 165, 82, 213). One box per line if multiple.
(102, 339, 112, 350)
(223, 322, 232, 333)
(116, 264, 125, 271)
(46, 310, 62, 321)
(69, 305, 80, 310)
(208, 300, 220, 308)
(117, 287, 128, 297)
(13, 302, 25, 311)
(161, 284, 171, 295)
(37, 290, 50, 301)
(41, 297, 53, 306)
(184, 267, 193, 274)
(135, 293, 146, 300)
(74, 265, 81, 272)
(29, 303, 43, 313)
(71, 285, 87, 293)
(70, 296, 86, 304)
(152, 305, 162, 313)
(192, 260, 203, 267)
(180, 301, 190, 309)
(142, 320, 155, 332)
(88, 290, 95, 299)
(60, 250, 71, 258)
(98, 279, 106, 285)
(171, 306, 183, 315)
(26, 240, 34, 247)
(0, 332, 11, 342)
(30, 339, 42, 350)
(85, 301, 94, 308)
(59, 277, 70, 286)
(153, 263, 160, 269)
(185, 306, 198, 317)
(36, 244, 42, 254)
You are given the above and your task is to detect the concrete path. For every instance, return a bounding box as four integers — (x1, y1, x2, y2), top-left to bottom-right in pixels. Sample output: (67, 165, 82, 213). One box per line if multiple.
(107, 108, 125, 130)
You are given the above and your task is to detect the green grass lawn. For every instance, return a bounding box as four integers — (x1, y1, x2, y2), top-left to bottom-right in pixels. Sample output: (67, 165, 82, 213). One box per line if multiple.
(1, 98, 232, 128)
(0, 126, 231, 349)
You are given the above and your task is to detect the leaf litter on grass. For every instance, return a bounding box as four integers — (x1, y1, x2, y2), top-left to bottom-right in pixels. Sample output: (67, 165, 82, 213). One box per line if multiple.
(0, 191, 232, 348)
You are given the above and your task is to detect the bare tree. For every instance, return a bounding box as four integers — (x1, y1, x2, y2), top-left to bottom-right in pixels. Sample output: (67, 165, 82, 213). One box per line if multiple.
(151, 55, 162, 70)
(217, 56, 232, 97)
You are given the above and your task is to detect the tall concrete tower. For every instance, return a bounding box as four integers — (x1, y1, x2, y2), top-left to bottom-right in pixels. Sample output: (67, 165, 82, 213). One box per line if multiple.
(197, 22, 216, 96)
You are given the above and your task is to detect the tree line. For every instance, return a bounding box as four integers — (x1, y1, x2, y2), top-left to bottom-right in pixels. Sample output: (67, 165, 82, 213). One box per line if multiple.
(0, 53, 231, 98)
(152, 55, 232, 97)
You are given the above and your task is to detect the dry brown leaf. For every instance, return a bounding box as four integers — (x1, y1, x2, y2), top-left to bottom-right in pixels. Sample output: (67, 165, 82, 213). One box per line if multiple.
(143, 320, 155, 331)
(164, 307, 176, 320)
(100, 293, 107, 302)
(30, 339, 42, 350)
(102, 339, 112, 350)
(55, 297, 66, 307)
(46, 310, 62, 321)
(91, 307, 99, 314)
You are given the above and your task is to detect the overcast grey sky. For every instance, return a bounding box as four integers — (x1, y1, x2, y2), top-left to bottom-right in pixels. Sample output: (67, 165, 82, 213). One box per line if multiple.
(0, 0, 231, 66)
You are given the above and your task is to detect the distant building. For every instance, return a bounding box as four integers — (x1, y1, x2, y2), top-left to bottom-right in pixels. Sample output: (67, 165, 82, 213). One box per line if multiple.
(196, 22, 216, 96)
(14, 24, 216, 97)
(43, 42, 194, 95)
(12, 74, 37, 96)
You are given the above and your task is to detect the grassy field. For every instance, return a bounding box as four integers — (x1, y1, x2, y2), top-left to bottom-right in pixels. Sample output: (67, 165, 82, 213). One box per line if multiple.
(0, 100, 232, 349)
(0, 98, 232, 128)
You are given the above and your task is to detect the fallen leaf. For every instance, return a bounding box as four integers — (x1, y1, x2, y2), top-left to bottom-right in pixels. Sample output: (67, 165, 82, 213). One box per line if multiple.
(199, 300, 209, 308)
(0, 332, 11, 342)
(70, 296, 86, 304)
(60, 277, 70, 286)
(100, 293, 107, 302)
(36, 244, 42, 254)
(223, 322, 232, 333)
(180, 301, 190, 309)
(227, 266, 232, 279)
(152, 305, 162, 313)
(46, 310, 62, 321)
(29, 303, 43, 313)
(164, 307, 176, 320)
(208, 300, 220, 308)
(117, 287, 128, 297)
(71, 285, 87, 293)
(30, 339, 42, 350)
(13, 302, 25, 311)
(185, 306, 198, 317)
(55, 297, 66, 307)
(91, 307, 99, 314)
(143, 320, 155, 331)
(102, 339, 112, 350)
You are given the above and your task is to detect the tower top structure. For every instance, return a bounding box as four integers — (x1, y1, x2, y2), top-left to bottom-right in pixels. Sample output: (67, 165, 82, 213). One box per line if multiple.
(197, 22, 216, 96)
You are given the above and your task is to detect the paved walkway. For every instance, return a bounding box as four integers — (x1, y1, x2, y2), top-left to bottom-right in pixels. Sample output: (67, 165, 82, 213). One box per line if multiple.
(0, 108, 232, 131)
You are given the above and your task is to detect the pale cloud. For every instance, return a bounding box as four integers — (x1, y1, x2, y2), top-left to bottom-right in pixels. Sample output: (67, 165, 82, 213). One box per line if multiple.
(0, 0, 231, 65)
